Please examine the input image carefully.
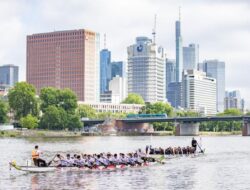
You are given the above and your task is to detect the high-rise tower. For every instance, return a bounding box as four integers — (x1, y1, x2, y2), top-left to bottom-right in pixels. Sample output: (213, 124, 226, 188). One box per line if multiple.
(175, 8, 183, 82)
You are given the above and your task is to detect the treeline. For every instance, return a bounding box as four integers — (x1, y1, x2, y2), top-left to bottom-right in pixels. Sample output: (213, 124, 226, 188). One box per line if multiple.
(0, 82, 248, 132)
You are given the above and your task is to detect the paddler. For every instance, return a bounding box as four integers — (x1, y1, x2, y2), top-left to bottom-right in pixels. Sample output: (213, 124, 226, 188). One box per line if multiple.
(191, 137, 198, 151)
(31, 145, 47, 167)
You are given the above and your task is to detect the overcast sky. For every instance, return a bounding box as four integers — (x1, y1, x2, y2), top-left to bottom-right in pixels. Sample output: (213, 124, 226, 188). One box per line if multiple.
(0, 0, 249, 108)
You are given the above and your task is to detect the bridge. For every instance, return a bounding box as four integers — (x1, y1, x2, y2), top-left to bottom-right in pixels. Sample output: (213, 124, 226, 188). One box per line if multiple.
(82, 116, 250, 136)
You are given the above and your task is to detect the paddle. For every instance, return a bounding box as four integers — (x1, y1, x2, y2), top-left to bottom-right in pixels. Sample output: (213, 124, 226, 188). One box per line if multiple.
(197, 143, 204, 153)
(47, 154, 58, 166)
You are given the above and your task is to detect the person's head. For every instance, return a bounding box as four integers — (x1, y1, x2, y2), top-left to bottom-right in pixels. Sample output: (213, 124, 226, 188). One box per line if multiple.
(192, 137, 195, 140)
(97, 155, 100, 159)
(66, 154, 70, 159)
(114, 154, 117, 158)
(56, 154, 61, 158)
(35, 145, 38, 149)
(77, 155, 81, 159)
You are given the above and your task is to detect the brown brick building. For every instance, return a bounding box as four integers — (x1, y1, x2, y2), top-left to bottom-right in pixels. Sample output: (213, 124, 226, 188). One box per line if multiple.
(27, 29, 100, 101)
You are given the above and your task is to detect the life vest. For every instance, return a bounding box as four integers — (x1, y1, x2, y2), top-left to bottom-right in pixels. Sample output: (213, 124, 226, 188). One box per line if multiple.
(32, 150, 39, 159)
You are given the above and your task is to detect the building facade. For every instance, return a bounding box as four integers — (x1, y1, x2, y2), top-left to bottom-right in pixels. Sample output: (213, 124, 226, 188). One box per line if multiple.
(166, 59, 176, 97)
(199, 60, 225, 112)
(78, 102, 143, 113)
(182, 70, 217, 116)
(167, 82, 182, 109)
(111, 61, 126, 78)
(100, 49, 111, 93)
(127, 36, 166, 103)
(225, 90, 245, 112)
(27, 29, 100, 102)
(175, 20, 183, 82)
(0, 64, 19, 87)
(183, 44, 199, 70)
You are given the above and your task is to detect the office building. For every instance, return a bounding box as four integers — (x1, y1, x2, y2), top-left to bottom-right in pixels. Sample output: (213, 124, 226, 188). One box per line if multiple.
(127, 36, 166, 103)
(100, 76, 127, 104)
(111, 61, 126, 78)
(166, 59, 176, 96)
(183, 44, 199, 70)
(167, 82, 182, 108)
(199, 60, 225, 112)
(225, 90, 245, 112)
(0, 64, 19, 87)
(27, 29, 100, 102)
(78, 102, 143, 113)
(182, 70, 217, 116)
(175, 19, 183, 82)
(100, 49, 111, 93)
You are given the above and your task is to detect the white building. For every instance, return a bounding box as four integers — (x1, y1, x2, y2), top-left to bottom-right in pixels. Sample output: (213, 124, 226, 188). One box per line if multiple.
(183, 44, 199, 70)
(127, 36, 166, 103)
(182, 70, 217, 116)
(100, 76, 127, 104)
(78, 102, 143, 113)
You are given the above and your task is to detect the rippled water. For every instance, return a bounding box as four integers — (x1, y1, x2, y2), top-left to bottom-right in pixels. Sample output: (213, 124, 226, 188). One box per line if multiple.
(1, 136, 250, 190)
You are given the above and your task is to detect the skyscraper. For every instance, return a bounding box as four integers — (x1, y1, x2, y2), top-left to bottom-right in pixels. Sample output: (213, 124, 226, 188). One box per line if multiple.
(0, 64, 19, 87)
(182, 70, 217, 116)
(200, 60, 225, 112)
(111, 61, 125, 78)
(127, 36, 166, 103)
(167, 82, 182, 108)
(183, 44, 199, 70)
(165, 59, 176, 96)
(225, 90, 245, 112)
(27, 29, 100, 102)
(175, 19, 183, 82)
(100, 49, 111, 93)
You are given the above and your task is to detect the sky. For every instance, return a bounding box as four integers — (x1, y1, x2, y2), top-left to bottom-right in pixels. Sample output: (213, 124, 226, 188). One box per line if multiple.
(0, 0, 249, 108)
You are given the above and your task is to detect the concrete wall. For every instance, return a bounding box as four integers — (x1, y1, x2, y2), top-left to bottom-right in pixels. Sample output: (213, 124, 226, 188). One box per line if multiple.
(242, 121, 250, 136)
(175, 122, 199, 136)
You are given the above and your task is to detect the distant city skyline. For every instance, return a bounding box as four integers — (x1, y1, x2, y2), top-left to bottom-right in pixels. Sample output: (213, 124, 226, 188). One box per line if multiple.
(0, 0, 249, 107)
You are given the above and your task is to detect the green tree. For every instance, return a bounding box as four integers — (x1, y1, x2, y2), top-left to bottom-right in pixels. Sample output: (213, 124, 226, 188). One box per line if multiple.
(76, 104, 96, 119)
(66, 114, 83, 131)
(40, 87, 59, 112)
(8, 82, 39, 119)
(140, 102, 174, 131)
(0, 100, 8, 123)
(219, 108, 242, 116)
(20, 114, 38, 129)
(39, 106, 67, 130)
(122, 93, 145, 104)
(40, 87, 77, 114)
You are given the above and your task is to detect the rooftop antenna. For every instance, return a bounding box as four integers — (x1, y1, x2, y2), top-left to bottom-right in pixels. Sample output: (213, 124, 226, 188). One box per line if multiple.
(152, 14, 157, 44)
(104, 33, 107, 49)
(179, 6, 181, 21)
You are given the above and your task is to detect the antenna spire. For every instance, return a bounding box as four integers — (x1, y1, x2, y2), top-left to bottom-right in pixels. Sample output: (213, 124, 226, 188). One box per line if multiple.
(179, 6, 181, 21)
(152, 14, 157, 44)
(104, 33, 106, 49)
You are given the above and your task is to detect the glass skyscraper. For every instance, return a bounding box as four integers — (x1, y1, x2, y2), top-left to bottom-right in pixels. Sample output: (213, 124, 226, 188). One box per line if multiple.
(111, 61, 125, 78)
(183, 44, 199, 70)
(0, 64, 19, 87)
(175, 20, 183, 82)
(200, 60, 225, 112)
(166, 59, 176, 97)
(100, 49, 111, 94)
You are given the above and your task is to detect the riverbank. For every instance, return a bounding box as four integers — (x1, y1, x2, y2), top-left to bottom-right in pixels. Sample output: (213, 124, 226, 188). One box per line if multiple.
(0, 129, 243, 138)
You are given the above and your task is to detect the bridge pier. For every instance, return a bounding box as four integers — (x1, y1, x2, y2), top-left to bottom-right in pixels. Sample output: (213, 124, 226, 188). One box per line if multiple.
(242, 120, 250, 136)
(115, 120, 153, 133)
(175, 122, 199, 136)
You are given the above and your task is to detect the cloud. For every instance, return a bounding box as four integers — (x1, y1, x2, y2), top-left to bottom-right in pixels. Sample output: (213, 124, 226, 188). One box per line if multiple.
(0, 0, 249, 108)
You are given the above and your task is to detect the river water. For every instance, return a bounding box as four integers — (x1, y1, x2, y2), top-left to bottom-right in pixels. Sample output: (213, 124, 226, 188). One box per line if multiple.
(1, 136, 250, 190)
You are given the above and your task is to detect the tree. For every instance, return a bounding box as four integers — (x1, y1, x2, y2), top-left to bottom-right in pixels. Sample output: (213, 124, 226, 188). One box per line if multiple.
(122, 93, 145, 104)
(40, 87, 77, 114)
(20, 114, 38, 129)
(58, 88, 77, 113)
(76, 104, 96, 119)
(66, 114, 82, 131)
(0, 100, 8, 123)
(219, 108, 242, 116)
(39, 106, 67, 130)
(8, 82, 39, 119)
(140, 102, 174, 131)
(40, 87, 59, 112)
